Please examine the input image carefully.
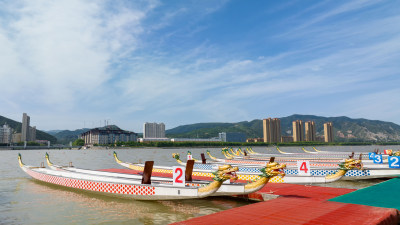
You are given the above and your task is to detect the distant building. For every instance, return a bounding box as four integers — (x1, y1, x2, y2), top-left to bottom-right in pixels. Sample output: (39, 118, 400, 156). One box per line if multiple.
(324, 122, 334, 142)
(0, 123, 13, 144)
(138, 138, 170, 143)
(219, 132, 246, 142)
(21, 113, 30, 142)
(21, 113, 36, 142)
(81, 125, 137, 145)
(12, 133, 22, 143)
(170, 138, 221, 142)
(292, 120, 304, 142)
(305, 121, 316, 142)
(316, 136, 325, 142)
(281, 136, 294, 143)
(246, 138, 264, 143)
(143, 122, 165, 138)
(263, 118, 281, 143)
(29, 126, 36, 142)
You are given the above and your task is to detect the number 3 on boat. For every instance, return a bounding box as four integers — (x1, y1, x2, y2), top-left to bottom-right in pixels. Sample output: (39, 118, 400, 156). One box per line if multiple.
(373, 154, 383, 164)
(173, 166, 185, 187)
(297, 160, 310, 176)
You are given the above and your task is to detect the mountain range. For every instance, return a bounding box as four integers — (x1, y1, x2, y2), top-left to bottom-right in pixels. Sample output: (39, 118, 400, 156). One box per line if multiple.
(1, 114, 400, 143)
(166, 115, 400, 142)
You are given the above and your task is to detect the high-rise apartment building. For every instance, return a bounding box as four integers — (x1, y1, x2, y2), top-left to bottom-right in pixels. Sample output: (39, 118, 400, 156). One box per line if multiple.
(263, 118, 281, 143)
(143, 122, 166, 138)
(292, 120, 304, 142)
(20, 113, 36, 142)
(29, 126, 36, 142)
(0, 123, 13, 144)
(305, 121, 316, 142)
(21, 113, 30, 142)
(324, 122, 334, 142)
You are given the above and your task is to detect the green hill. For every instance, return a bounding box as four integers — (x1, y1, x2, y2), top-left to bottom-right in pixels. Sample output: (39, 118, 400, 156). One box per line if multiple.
(166, 115, 400, 142)
(49, 128, 90, 144)
(0, 115, 57, 143)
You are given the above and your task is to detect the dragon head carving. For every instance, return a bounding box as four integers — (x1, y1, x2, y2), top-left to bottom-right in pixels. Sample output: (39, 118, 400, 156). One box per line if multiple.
(340, 158, 363, 171)
(259, 161, 286, 178)
(212, 165, 238, 182)
(392, 151, 400, 156)
(172, 153, 180, 160)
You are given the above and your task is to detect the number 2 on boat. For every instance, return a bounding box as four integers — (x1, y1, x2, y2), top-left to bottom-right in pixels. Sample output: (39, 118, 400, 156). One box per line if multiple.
(297, 160, 310, 176)
(173, 166, 185, 187)
(389, 156, 400, 168)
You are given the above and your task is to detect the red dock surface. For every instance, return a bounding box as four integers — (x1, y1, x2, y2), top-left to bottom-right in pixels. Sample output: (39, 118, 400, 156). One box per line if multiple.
(172, 183, 399, 225)
(102, 169, 399, 224)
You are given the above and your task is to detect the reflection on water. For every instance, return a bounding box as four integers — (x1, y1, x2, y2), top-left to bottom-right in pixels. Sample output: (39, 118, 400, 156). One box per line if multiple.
(1, 146, 398, 224)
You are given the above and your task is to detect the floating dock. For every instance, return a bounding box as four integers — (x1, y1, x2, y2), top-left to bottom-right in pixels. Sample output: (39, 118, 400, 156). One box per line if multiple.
(172, 181, 399, 225)
(102, 169, 399, 224)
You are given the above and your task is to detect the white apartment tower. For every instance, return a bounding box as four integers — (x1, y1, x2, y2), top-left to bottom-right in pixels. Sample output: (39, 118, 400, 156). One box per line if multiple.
(0, 123, 13, 144)
(143, 122, 166, 138)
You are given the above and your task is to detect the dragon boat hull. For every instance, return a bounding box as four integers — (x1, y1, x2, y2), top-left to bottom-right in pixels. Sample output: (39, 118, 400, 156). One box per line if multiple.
(175, 153, 397, 181)
(206, 154, 386, 169)
(178, 158, 400, 180)
(181, 163, 398, 180)
(116, 156, 352, 184)
(238, 147, 373, 160)
(47, 164, 263, 196)
(20, 166, 207, 200)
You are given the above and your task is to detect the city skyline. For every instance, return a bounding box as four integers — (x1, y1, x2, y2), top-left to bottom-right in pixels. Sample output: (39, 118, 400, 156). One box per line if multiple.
(1, 1, 399, 132)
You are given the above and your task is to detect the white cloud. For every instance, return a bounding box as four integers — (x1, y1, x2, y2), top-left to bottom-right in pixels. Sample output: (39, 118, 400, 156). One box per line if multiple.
(0, 0, 154, 109)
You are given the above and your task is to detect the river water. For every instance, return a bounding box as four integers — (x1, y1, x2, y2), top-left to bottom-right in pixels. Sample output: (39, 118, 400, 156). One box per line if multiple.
(0, 146, 397, 224)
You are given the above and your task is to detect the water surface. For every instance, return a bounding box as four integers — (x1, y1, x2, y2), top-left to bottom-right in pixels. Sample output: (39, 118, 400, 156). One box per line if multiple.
(0, 146, 396, 224)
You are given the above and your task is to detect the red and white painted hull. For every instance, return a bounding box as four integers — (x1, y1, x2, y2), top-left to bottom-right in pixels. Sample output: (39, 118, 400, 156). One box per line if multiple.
(20, 165, 215, 200)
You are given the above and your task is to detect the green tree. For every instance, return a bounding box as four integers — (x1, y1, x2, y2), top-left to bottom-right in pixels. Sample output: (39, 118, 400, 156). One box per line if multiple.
(73, 139, 85, 146)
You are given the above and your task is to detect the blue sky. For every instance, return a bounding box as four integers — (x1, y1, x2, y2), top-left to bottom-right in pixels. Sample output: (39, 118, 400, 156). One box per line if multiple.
(1, 0, 399, 132)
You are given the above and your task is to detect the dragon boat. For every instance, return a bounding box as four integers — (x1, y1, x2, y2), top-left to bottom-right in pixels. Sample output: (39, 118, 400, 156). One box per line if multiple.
(18, 153, 240, 200)
(203, 151, 400, 180)
(208, 149, 344, 168)
(220, 147, 339, 161)
(114, 152, 361, 184)
(222, 147, 375, 161)
(208, 149, 394, 170)
(44, 153, 285, 196)
(180, 152, 346, 169)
